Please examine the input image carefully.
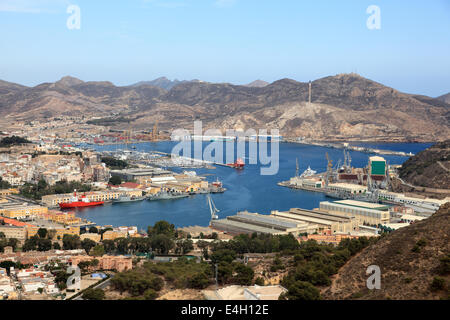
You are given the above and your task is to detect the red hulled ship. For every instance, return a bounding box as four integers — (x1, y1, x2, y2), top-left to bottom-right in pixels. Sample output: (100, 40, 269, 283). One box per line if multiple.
(59, 190, 104, 209)
(227, 158, 244, 169)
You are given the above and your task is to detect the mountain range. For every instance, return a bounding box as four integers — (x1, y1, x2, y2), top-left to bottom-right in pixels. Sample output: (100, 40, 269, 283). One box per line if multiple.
(0, 74, 449, 141)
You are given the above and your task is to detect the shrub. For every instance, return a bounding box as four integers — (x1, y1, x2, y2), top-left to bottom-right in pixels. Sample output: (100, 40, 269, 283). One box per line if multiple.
(430, 277, 446, 292)
(280, 281, 321, 300)
(143, 289, 158, 300)
(82, 288, 105, 300)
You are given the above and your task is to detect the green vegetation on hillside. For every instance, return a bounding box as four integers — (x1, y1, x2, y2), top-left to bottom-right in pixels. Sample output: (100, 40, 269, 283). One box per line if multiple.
(19, 179, 92, 200)
(0, 135, 31, 147)
(0, 177, 11, 189)
(101, 157, 129, 169)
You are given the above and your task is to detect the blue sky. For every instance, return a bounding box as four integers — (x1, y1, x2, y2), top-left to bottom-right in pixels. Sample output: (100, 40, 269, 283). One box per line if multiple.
(0, 0, 449, 96)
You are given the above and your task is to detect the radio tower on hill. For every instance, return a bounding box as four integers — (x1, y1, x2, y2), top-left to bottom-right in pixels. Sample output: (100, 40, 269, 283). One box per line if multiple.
(308, 80, 312, 104)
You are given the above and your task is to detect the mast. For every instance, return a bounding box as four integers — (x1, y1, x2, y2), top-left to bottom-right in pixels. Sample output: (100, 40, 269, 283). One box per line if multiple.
(295, 158, 299, 177)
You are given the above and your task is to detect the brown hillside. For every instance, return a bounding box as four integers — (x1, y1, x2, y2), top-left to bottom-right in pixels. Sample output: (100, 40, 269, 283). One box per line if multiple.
(323, 203, 450, 300)
(398, 140, 450, 189)
(1, 74, 449, 142)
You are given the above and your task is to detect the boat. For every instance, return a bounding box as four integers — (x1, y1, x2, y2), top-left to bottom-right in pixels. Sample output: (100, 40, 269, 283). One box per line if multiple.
(112, 194, 146, 204)
(59, 190, 104, 209)
(227, 158, 244, 169)
(147, 190, 189, 201)
(210, 178, 226, 193)
(300, 166, 317, 178)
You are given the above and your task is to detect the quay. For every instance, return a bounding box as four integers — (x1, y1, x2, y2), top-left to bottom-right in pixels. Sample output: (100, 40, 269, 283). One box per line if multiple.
(284, 139, 414, 157)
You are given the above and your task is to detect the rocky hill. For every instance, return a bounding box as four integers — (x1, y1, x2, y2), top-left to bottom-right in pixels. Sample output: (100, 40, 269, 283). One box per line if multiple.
(323, 203, 450, 300)
(245, 80, 269, 87)
(1, 73, 449, 142)
(398, 140, 450, 189)
(438, 93, 450, 104)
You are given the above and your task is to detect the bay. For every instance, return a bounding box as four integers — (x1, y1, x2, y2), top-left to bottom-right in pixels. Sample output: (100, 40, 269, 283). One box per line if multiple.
(74, 141, 432, 231)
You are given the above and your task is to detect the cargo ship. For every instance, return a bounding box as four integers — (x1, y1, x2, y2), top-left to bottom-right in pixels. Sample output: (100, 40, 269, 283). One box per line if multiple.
(59, 190, 104, 209)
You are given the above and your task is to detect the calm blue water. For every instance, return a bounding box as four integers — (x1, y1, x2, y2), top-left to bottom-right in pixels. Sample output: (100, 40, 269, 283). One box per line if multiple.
(74, 142, 431, 231)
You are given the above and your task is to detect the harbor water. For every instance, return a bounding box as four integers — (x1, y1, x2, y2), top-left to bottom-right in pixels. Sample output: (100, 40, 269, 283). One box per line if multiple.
(74, 141, 432, 231)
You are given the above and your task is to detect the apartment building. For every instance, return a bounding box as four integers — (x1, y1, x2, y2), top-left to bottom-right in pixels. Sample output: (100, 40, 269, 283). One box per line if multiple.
(0, 225, 27, 242)
(0, 204, 48, 219)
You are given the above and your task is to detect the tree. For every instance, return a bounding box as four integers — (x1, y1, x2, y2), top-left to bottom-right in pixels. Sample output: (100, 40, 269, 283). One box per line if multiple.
(89, 226, 99, 234)
(143, 288, 158, 300)
(148, 221, 176, 238)
(188, 272, 211, 289)
(82, 288, 105, 300)
(37, 228, 48, 239)
(37, 238, 52, 252)
(108, 175, 122, 186)
(0, 261, 16, 275)
(53, 242, 61, 250)
(63, 234, 81, 250)
(102, 239, 116, 253)
(176, 239, 194, 254)
(151, 234, 174, 254)
(210, 249, 236, 264)
(91, 245, 105, 257)
(217, 262, 233, 284)
(81, 238, 97, 254)
(0, 178, 11, 189)
(280, 281, 321, 300)
(0, 232, 5, 239)
(233, 263, 254, 286)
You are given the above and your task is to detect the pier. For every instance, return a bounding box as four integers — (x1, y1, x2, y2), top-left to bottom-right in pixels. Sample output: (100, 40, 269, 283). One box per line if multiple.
(285, 139, 414, 157)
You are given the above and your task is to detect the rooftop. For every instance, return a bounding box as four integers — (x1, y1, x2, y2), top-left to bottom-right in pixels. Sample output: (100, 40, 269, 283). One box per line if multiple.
(334, 199, 390, 211)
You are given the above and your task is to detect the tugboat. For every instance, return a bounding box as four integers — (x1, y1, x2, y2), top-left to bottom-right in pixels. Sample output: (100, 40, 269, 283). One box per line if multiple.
(59, 190, 104, 209)
(210, 178, 226, 193)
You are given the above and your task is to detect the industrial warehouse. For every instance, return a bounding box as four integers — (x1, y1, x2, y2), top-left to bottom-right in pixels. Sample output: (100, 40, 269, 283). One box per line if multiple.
(210, 198, 425, 238)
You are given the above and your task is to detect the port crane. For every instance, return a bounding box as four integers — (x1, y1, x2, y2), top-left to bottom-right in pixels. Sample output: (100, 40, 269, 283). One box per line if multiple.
(207, 194, 220, 225)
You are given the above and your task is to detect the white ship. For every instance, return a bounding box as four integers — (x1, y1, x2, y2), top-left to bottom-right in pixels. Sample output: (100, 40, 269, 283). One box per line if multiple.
(300, 166, 317, 178)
